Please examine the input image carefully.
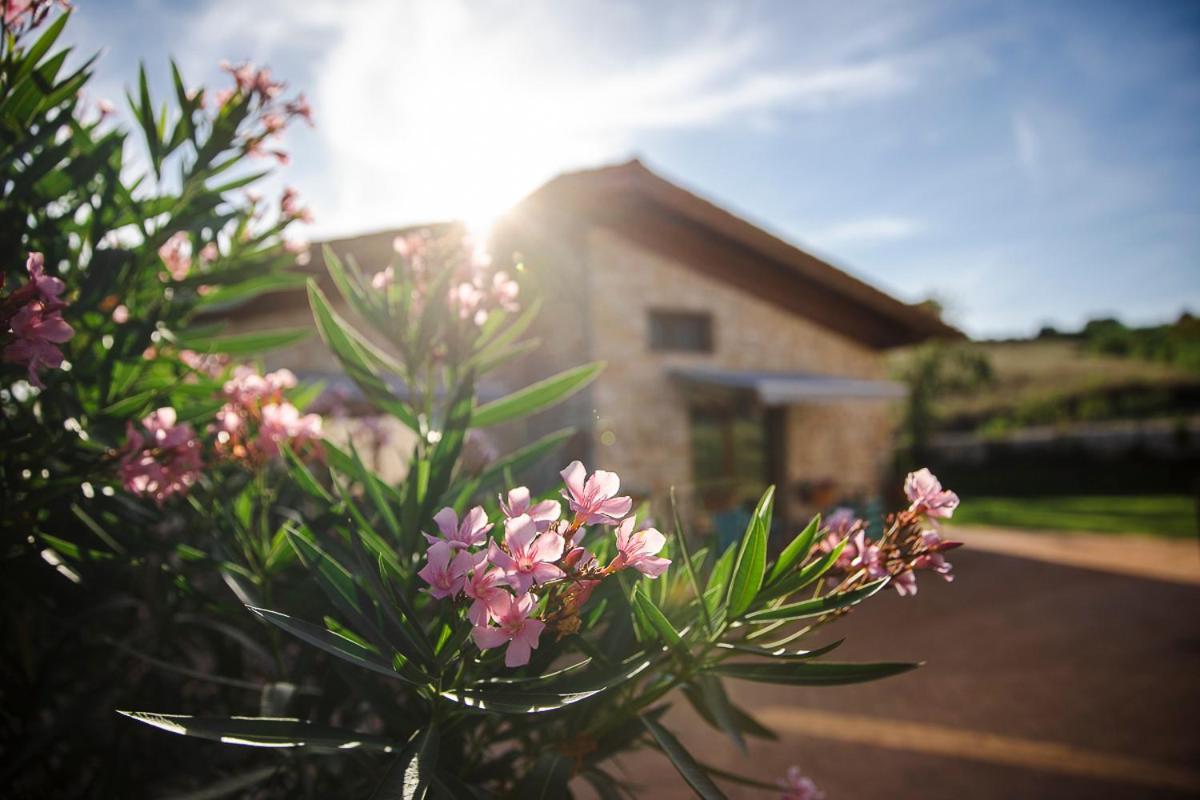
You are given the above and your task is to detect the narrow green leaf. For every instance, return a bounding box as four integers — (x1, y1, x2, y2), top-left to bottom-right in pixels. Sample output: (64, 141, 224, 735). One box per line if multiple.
(703, 545, 736, 621)
(516, 752, 573, 799)
(766, 514, 821, 585)
(174, 327, 310, 356)
(247, 607, 416, 685)
(745, 579, 889, 623)
(307, 281, 419, 431)
(471, 361, 603, 428)
(757, 540, 847, 604)
(640, 715, 727, 800)
(725, 486, 773, 619)
(670, 487, 713, 636)
(370, 725, 438, 800)
(116, 711, 399, 752)
(633, 588, 686, 653)
(709, 660, 919, 686)
(713, 638, 845, 660)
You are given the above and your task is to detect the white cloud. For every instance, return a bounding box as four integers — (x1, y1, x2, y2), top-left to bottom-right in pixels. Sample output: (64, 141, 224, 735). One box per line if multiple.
(810, 216, 924, 248)
(1012, 110, 1041, 177)
(179, 0, 918, 237)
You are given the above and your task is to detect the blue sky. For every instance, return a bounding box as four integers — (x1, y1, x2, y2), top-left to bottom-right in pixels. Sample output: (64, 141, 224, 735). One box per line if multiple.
(66, 0, 1200, 337)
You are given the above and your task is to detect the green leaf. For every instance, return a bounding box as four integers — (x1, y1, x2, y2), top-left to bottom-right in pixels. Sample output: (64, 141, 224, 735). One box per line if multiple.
(116, 711, 400, 752)
(757, 540, 846, 604)
(248, 607, 416, 685)
(442, 656, 653, 714)
(640, 715, 727, 800)
(175, 327, 310, 356)
(745, 579, 889, 623)
(371, 725, 438, 800)
(703, 545, 736, 621)
(633, 587, 686, 654)
(282, 444, 333, 502)
(669, 487, 713, 636)
(471, 361, 603, 427)
(307, 281, 419, 432)
(713, 638, 845, 660)
(516, 752, 573, 800)
(766, 514, 821, 585)
(195, 272, 309, 308)
(725, 486, 773, 619)
(709, 660, 919, 686)
(682, 676, 775, 749)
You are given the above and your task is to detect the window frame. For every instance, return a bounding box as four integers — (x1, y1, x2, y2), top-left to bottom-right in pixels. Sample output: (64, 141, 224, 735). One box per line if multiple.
(647, 308, 715, 354)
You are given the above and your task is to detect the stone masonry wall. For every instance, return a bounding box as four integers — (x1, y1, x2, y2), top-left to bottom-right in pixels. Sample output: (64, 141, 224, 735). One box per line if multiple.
(584, 226, 897, 525)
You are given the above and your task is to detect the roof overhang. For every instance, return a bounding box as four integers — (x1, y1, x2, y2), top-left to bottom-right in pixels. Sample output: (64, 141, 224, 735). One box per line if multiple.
(672, 367, 906, 405)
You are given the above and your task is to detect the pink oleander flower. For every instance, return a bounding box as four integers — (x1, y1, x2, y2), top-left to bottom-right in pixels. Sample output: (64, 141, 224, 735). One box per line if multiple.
(286, 93, 313, 126)
(499, 486, 561, 531)
(111, 304, 129, 324)
(424, 505, 493, 550)
(471, 591, 545, 668)
(611, 517, 670, 578)
(158, 231, 192, 281)
(561, 545, 597, 572)
(221, 60, 256, 93)
(463, 551, 510, 626)
(778, 766, 824, 800)
(96, 98, 115, 118)
(280, 186, 313, 224)
(823, 506, 859, 537)
(912, 530, 957, 583)
(254, 401, 321, 458)
(118, 407, 203, 506)
(4, 301, 73, 388)
(817, 529, 857, 571)
(490, 271, 519, 312)
(417, 541, 472, 600)
(24, 252, 65, 308)
(905, 467, 959, 519)
(892, 569, 918, 597)
(560, 461, 632, 525)
(199, 242, 219, 264)
(214, 87, 235, 108)
(488, 513, 564, 594)
(448, 280, 485, 324)
(370, 266, 394, 290)
(849, 530, 887, 580)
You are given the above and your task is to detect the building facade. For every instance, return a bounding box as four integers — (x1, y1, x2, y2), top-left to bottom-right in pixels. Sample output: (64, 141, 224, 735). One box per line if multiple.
(221, 160, 955, 534)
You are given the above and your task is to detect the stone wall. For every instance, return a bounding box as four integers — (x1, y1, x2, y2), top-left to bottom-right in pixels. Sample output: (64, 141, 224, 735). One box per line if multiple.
(583, 226, 897, 524)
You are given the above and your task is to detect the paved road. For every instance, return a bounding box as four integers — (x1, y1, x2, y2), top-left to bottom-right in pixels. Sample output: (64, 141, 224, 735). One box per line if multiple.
(581, 547, 1200, 798)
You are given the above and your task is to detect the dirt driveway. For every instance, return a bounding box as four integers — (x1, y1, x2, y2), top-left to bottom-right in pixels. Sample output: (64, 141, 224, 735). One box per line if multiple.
(580, 540, 1200, 798)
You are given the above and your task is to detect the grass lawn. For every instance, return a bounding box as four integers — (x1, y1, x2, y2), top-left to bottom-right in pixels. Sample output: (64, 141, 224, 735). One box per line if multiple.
(954, 495, 1198, 538)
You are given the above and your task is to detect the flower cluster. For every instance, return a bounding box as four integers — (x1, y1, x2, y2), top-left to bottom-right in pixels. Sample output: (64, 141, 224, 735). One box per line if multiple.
(217, 59, 313, 166)
(1, 253, 74, 388)
(2, 0, 65, 35)
(114, 367, 322, 505)
(817, 468, 962, 597)
(211, 366, 322, 464)
(370, 231, 520, 327)
(417, 461, 670, 667)
(778, 766, 824, 800)
(118, 408, 204, 506)
(156, 231, 221, 282)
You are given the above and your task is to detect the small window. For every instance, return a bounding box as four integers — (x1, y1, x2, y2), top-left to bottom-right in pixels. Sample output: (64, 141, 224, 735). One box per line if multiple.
(649, 310, 713, 353)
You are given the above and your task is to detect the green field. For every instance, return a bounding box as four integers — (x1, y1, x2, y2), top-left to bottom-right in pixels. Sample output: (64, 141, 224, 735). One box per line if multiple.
(954, 495, 1198, 538)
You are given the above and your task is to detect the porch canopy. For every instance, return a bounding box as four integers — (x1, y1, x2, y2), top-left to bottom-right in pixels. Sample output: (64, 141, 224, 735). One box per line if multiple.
(670, 367, 906, 405)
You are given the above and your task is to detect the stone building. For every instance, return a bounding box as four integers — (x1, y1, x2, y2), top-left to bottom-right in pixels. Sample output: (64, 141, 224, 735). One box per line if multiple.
(221, 160, 955, 534)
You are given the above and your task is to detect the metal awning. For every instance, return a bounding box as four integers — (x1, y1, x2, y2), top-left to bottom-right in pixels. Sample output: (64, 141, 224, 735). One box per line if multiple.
(671, 367, 906, 405)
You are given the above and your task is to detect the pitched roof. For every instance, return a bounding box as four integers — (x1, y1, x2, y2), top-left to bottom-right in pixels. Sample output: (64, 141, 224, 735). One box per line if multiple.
(212, 160, 958, 348)
(510, 159, 959, 348)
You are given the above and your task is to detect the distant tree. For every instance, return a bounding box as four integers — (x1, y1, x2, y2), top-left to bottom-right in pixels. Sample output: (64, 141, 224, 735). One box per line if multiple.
(894, 341, 994, 460)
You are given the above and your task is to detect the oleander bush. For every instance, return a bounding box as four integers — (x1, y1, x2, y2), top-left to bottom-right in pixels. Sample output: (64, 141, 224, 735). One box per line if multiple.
(2, 6, 963, 798)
